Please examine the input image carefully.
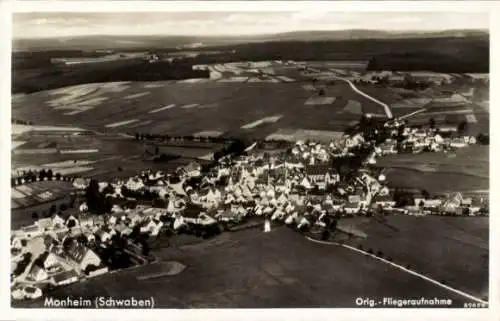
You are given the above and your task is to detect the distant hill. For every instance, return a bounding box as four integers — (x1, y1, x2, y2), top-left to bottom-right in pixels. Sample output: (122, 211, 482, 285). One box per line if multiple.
(12, 29, 488, 52)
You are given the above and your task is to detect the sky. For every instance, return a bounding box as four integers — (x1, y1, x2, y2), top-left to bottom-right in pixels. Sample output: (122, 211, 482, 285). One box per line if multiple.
(13, 11, 489, 39)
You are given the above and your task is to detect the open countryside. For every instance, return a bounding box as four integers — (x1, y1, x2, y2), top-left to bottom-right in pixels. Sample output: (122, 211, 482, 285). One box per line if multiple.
(11, 22, 489, 308)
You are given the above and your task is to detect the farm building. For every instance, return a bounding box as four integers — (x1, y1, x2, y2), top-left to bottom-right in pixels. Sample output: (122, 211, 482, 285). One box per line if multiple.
(51, 270, 79, 286)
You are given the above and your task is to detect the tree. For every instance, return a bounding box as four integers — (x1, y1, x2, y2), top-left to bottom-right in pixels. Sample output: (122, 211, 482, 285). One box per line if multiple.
(55, 173, 61, 181)
(428, 118, 435, 129)
(321, 230, 330, 241)
(67, 219, 77, 228)
(21, 239, 27, 247)
(77, 234, 88, 246)
(31, 212, 38, 220)
(47, 169, 54, 179)
(477, 133, 490, 145)
(421, 189, 430, 199)
(457, 121, 468, 134)
(418, 200, 425, 208)
(59, 203, 68, 212)
(49, 205, 57, 215)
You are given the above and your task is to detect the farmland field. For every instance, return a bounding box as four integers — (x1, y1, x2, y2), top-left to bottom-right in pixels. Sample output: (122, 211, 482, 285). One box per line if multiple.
(13, 226, 476, 308)
(11, 80, 387, 137)
(341, 215, 488, 300)
(378, 145, 488, 193)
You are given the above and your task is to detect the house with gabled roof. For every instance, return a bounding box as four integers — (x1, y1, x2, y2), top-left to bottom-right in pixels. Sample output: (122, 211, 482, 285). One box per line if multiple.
(65, 215, 79, 228)
(29, 265, 49, 282)
(95, 229, 112, 243)
(36, 218, 53, 230)
(66, 242, 101, 271)
(52, 214, 65, 228)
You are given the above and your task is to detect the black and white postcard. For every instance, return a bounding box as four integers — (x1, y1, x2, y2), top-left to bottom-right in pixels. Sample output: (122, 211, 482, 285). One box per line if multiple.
(2, 1, 497, 320)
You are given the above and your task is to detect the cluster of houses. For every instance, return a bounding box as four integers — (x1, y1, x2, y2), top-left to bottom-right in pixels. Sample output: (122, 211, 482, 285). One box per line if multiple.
(11, 113, 487, 300)
(391, 122, 476, 154)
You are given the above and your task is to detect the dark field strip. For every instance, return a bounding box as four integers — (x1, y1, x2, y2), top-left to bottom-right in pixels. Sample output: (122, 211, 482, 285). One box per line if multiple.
(14, 226, 483, 308)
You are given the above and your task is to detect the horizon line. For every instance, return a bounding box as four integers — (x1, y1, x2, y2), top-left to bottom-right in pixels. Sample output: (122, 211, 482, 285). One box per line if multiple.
(13, 28, 489, 41)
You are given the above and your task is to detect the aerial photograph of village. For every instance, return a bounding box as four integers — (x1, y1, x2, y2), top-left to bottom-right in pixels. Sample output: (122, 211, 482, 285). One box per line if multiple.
(10, 10, 489, 309)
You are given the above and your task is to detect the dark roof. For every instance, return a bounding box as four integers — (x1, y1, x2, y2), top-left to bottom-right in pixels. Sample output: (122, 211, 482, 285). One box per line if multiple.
(66, 242, 90, 264)
(373, 195, 394, 202)
(305, 164, 332, 176)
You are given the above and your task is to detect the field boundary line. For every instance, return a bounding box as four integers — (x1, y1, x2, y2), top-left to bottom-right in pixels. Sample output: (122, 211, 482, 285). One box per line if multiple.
(305, 236, 488, 305)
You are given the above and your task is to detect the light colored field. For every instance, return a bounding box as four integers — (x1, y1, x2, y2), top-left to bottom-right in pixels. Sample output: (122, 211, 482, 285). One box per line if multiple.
(105, 119, 139, 128)
(12, 141, 27, 150)
(42, 160, 96, 168)
(127, 120, 153, 128)
(247, 77, 280, 83)
(266, 128, 344, 143)
(477, 101, 489, 112)
(177, 78, 208, 84)
(466, 73, 489, 80)
(59, 149, 99, 154)
(342, 100, 362, 115)
(466, 114, 478, 124)
(49, 84, 98, 98)
(181, 104, 200, 109)
(198, 152, 215, 161)
(431, 94, 468, 105)
(11, 188, 27, 199)
(53, 166, 95, 175)
(241, 115, 283, 129)
(12, 125, 84, 135)
(53, 97, 108, 110)
(217, 77, 248, 83)
(302, 84, 317, 91)
(13, 149, 58, 155)
(100, 82, 131, 92)
(63, 110, 86, 116)
(304, 97, 336, 106)
(143, 83, 166, 89)
(193, 130, 223, 137)
(276, 76, 295, 82)
(16, 185, 33, 194)
(124, 92, 150, 100)
(149, 104, 175, 114)
(329, 68, 350, 76)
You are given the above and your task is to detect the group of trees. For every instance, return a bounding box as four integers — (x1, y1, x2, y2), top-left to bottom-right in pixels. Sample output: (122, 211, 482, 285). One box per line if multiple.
(11, 169, 65, 186)
(476, 133, 490, 145)
(134, 133, 231, 144)
(392, 188, 416, 208)
(11, 118, 33, 125)
(85, 179, 113, 215)
(31, 196, 76, 220)
(12, 253, 32, 277)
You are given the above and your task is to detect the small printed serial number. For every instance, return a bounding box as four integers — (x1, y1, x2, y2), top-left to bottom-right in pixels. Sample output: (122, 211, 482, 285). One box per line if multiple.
(464, 302, 488, 308)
